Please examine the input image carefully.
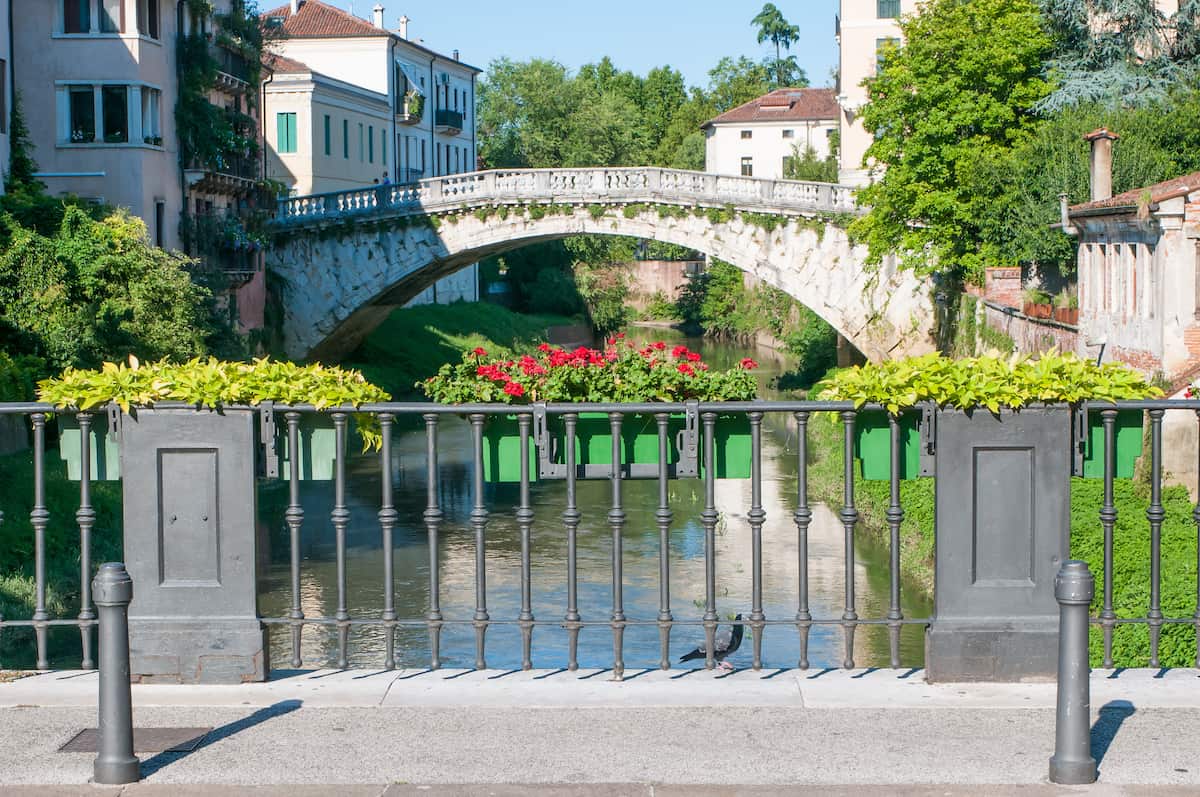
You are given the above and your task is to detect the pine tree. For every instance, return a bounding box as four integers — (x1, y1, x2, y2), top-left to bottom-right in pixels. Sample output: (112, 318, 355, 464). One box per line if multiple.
(1038, 0, 1200, 112)
(6, 92, 40, 191)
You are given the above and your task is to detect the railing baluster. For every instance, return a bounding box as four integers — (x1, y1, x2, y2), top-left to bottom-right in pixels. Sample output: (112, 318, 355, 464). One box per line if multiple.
(655, 413, 673, 670)
(1146, 408, 1165, 667)
(794, 411, 812, 670)
(517, 414, 535, 670)
(608, 412, 626, 679)
(886, 414, 904, 669)
(469, 413, 490, 670)
(701, 411, 719, 669)
(1100, 409, 1118, 667)
(562, 413, 582, 671)
(1194, 410, 1200, 669)
(331, 411, 351, 669)
(31, 412, 49, 671)
(378, 414, 397, 670)
(285, 412, 305, 669)
(840, 410, 859, 670)
(748, 411, 766, 671)
(424, 414, 444, 669)
(76, 412, 96, 670)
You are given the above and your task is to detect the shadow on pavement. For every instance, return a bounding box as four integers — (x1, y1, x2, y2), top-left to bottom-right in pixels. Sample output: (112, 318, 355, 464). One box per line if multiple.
(139, 699, 303, 779)
(1091, 698, 1135, 774)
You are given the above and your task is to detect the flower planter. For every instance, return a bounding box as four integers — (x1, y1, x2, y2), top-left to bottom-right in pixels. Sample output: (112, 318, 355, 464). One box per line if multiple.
(59, 413, 121, 481)
(1080, 408, 1143, 479)
(1024, 302, 1053, 319)
(1054, 307, 1078, 325)
(278, 415, 340, 481)
(481, 412, 752, 482)
(853, 410, 922, 480)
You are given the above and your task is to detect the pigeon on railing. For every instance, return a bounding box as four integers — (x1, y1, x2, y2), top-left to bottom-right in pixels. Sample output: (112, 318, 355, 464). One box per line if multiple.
(679, 613, 744, 672)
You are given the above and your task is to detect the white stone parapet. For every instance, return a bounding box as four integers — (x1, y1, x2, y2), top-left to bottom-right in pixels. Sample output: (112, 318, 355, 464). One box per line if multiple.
(273, 167, 862, 226)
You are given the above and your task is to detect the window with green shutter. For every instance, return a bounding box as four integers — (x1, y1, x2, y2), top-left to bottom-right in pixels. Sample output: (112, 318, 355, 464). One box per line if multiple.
(324, 114, 331, 156)
(276, 112, 297, 154)
(877, 0, 900, 18)
(368, 125, 374, 163)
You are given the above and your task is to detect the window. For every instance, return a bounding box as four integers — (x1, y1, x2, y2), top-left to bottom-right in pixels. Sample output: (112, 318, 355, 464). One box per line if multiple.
(141, 87, 160, 143)
(100, 0, 124, 33)
(368, 125, 374, 163)
(358, 123, 364, 161)
(101, 85, 127, 142)
(64, 0, 91, 33)
(876, 37, 901, 72)
(0, 61, 7, 135)
(877, 0, 901, 18)
(381, 130, 387, 165)
(140, 0, 160, 38)
(740, 130, 752, 140)
(343, 119, 349, 158)
(276, 112, 297, 153)
(740, 157, 753, 177)
(782, 129, 794, 139)
(323, 115, 331, 156)
(154, 200, 165, 248)
(69, 86, 95, 142)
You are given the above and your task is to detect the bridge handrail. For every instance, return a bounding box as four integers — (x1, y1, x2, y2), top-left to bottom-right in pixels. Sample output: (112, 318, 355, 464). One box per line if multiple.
(273, 167, 861, 226)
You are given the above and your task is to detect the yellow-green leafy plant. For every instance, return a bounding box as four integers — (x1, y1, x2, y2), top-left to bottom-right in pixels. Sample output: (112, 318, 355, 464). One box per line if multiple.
(817, 352, 1161, 415)
(38, 356, 392, 449)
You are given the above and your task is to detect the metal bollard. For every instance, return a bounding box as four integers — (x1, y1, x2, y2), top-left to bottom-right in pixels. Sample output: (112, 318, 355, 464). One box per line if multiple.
(1049, 560, 1097, 785)
(92, 563, 140, 785)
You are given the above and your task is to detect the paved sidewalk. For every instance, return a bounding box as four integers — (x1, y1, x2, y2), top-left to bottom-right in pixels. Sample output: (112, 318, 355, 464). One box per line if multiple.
(0, 668, 1197, 790)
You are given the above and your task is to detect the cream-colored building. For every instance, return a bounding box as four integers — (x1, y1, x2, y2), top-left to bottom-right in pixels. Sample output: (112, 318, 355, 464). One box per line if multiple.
(702, 88, 838, 180)
(0, 0, 10, 193)
(836, 0, 918, 186)
(262, 0, 480, 304)
(15, 0, 183, 245)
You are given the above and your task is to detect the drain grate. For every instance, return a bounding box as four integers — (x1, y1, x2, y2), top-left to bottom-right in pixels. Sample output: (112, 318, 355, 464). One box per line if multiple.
(58, 727, 211, 753)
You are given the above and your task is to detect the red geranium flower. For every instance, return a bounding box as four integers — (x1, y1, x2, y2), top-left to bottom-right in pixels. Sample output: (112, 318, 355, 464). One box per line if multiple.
(672, 345, 689, 359)
(740, 358, 759, 370)
(503, 382, 525, 397)
(687, 352, 702, 362)
(538, 343, 552, 352)
(677, 363, 695, 376)
(472, 347, 487, 357)
(653, 341, 667, 350)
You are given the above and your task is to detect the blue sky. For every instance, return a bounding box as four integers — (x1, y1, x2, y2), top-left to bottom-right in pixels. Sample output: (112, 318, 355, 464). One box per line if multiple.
(348, 1, 840, 88)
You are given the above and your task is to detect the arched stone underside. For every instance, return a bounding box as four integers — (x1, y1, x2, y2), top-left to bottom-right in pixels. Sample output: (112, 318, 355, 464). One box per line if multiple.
(271, 206, 934, 363)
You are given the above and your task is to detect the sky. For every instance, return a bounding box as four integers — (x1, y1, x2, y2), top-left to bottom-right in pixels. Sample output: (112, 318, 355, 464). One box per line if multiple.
(336, 1, 841, 89)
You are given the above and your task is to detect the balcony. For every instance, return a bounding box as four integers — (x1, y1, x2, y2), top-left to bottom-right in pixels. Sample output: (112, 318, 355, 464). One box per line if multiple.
(396, 168, 424, 185)
(213, 45, 253, 92)
(435, 109, 464, 135)
(180, 211, 264, 284)
(183, 154, 260, 196)
(396, 96, 424, 126)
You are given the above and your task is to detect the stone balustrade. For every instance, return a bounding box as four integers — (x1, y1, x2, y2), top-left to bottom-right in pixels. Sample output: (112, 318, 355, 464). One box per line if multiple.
(273, 167, 861, 227)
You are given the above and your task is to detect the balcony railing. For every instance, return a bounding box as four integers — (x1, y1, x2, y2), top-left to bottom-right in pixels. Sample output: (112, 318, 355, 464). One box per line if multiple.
(435, 109, 464, 134)
(213, 45, 252, 85)
(396, 168, 424, 185)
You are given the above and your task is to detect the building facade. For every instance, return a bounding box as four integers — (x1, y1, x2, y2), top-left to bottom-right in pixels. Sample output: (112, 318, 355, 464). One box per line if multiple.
(262, 0, 481, 304)
(0, 0, 11, 194)
(835, 0, 918, 186)
(702, 88, 838, 180)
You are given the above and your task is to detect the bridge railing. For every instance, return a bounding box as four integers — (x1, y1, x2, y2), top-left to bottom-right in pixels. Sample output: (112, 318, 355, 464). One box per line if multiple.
(1, 400, 1198, 682)
(273, 167, 861, 227)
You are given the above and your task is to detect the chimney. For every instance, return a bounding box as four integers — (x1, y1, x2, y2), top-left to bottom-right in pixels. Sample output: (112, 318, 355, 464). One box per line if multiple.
(1084, 128, 1119, 202)
(289, 0, 298, 14)
(452, 49, 459, 61)
(372, 4, 384, 28)
(397, 14, 409, 39)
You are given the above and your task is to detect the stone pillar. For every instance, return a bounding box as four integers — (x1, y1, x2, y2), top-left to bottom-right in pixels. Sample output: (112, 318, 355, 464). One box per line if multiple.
(926, 407, 1071, 682)
(1084, 128, 1119, 203)
(119, 407, 267, 683)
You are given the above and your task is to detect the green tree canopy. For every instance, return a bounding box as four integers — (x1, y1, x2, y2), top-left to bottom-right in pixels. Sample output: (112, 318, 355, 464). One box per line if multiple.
(851, 0, 1054, 281)
(752, 3, 805, 88)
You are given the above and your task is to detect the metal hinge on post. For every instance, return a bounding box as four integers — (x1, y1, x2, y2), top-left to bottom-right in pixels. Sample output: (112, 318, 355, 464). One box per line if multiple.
(919, 404, 936, 477)
(674, 400, 701, 478)
(1071, 405, 1087, 477)
(259, 402, 279, 479)
(105, 404, 122, 445)
(533, 404, 567, 480)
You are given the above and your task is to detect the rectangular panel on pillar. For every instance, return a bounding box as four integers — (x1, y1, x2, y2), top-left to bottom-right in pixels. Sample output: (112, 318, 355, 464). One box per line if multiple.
(119, 407, 268, 683)
(926, 407, 1071, 682)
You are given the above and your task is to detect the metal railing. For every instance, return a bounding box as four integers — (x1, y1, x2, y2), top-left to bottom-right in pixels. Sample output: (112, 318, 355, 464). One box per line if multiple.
(1, 400, 1199, 677)
(435, 109, 464, 131)
(272, 167, 862, 228)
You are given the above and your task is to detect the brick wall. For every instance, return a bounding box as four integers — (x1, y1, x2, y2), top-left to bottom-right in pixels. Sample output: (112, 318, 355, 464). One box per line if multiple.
(984, 267, 1023, 308)
(982, 301, 1079, 355)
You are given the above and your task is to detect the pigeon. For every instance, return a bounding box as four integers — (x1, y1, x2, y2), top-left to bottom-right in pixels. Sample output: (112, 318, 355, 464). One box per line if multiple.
(679, 613, 744, 672)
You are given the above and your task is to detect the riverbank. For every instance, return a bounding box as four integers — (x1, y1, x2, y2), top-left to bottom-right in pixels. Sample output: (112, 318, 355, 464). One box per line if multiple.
(344, 302, 578, 398)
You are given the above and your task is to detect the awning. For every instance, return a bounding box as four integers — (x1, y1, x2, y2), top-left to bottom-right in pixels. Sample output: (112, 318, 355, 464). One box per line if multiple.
(396, 61, 426, 96)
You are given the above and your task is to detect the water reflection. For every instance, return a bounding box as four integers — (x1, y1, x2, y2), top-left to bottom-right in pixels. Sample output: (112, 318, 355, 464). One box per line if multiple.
(258, 337, 931, 670)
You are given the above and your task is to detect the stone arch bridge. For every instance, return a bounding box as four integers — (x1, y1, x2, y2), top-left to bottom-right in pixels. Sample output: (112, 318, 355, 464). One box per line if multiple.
(269, 167, 933, 362)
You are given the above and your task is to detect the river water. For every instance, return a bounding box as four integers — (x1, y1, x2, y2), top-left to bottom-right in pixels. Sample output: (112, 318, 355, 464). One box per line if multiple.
(257, 332, 931, 671)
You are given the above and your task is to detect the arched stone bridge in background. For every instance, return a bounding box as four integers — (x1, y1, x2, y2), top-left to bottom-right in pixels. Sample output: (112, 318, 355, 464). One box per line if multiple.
(269, 167, 934, 362)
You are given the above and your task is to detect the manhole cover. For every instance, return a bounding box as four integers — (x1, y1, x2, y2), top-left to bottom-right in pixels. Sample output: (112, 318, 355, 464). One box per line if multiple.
(59, 727, 211, 753)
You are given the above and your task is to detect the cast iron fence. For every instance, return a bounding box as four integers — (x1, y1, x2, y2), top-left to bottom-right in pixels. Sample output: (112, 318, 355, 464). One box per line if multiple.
(0, 401, 1198, 676)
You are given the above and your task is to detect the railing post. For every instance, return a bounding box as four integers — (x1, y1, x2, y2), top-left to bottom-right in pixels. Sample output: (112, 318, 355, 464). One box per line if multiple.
(92, 563, 139, 786)
(1049, 560, 1097, 785)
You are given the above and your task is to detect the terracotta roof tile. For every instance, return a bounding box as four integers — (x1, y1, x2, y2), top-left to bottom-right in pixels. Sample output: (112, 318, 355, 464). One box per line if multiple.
(262, 52, 311, 74)
(702, 88, 839, 127)
(1071, 170, 1200, 213)
(262, 0, 388, 38)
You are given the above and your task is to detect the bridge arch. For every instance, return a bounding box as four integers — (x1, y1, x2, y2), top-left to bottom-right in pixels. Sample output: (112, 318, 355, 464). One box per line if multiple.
(269, 168, 933, 362)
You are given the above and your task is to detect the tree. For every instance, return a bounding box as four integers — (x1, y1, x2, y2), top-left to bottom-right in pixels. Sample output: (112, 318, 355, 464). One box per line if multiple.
(751, 3, 803, 88)
(706, 56, 773, 113)
(5, 93, 39, 192)
(1037, 0, 1200, 112)
(784, 145, 839, 182)
(851, 0, 1054, 281)
(477, 58, 577, 168)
